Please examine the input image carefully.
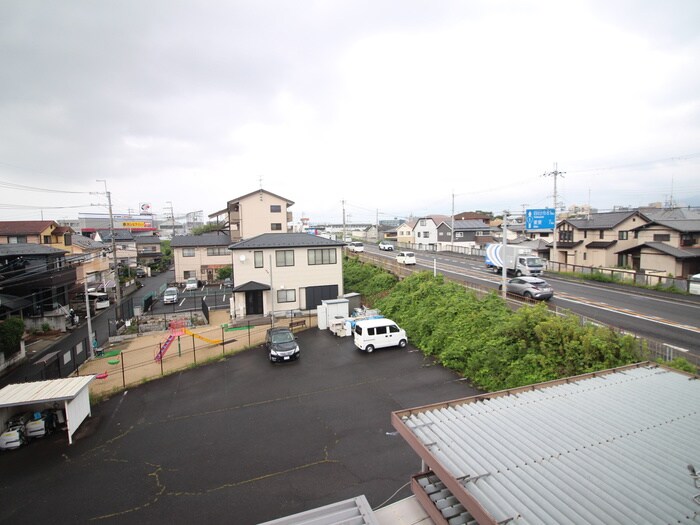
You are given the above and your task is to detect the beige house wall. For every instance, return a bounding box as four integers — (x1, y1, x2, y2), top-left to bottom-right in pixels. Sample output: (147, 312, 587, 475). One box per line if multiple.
(231, 192, 291, 239)
(566, 215, 649, 267)
(641, 251, 681, 275)
(396, 224, 414, 245)
(233, 246, 343, 315)
(174, 247, 232, 282)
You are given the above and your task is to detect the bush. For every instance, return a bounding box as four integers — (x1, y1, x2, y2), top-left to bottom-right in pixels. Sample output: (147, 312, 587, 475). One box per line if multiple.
(0, 317, 25, 359)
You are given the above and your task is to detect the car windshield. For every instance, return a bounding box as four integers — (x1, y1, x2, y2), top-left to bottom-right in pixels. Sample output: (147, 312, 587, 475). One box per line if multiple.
(525, 257, 543, 266)
(166, 288, 177, 294)
(271, 331, 294, 344)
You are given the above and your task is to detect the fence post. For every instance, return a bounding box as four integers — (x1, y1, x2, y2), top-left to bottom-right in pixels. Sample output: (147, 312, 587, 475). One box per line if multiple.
(121, 353, 126, 388)
(160, 349, 164, 376)
(248, 324, 251, 347)
(221, 326, 225, 355)
(192, 334, 196, 365)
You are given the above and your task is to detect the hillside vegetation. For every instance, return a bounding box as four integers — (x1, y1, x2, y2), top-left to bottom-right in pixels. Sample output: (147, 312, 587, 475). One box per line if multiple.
(344, 257, 650, 391)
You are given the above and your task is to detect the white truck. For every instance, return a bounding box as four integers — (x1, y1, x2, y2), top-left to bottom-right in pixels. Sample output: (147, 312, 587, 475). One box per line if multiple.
(485, 244, 544, 276)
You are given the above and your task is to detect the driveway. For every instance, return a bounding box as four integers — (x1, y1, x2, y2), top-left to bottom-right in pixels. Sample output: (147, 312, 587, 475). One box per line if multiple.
(0, 328, 480, 524)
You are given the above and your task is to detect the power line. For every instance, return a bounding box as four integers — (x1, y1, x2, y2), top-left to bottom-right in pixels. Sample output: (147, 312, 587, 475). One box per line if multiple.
(0, 179, 94, 194)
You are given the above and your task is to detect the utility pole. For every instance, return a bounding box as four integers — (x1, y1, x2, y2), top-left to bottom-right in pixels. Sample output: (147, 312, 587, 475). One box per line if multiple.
(375, 208, 379, 242)
(96, 180, 121, 313)
(342, 200, 346, 242)
(501, 210, 509, 299)
(451, 192, 455, 252)
(543, 163, 565, 264)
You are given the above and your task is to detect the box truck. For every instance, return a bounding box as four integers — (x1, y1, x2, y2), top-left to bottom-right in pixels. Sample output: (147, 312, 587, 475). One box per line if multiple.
(485, 244, 544, 276)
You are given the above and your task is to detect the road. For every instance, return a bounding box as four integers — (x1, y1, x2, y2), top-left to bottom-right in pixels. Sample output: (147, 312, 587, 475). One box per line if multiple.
(364, 246, 700, 361)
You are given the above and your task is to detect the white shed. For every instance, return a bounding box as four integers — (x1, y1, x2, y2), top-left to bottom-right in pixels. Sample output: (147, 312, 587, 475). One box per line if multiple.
(0, 376, 95, 445)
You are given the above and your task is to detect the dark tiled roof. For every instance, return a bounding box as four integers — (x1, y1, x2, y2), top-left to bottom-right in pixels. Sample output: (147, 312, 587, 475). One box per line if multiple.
(565, 211, 647, 230)
(72, 236, 106, 250)
(616, 242, 700, 259)
(231, 281, 271, 292)
(586, 240, 618, 249)
(96, 229, 135, 242)
(229, 233, 345, 250)
(0, 244, 68, 256)
(634, 219, 700, 233)
(227, 188, 294, 207)
(171, 232, 231, 248)
(134, 236, 162, 244)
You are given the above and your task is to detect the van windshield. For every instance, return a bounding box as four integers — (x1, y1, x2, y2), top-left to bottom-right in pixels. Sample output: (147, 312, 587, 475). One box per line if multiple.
(525, 257, 543, 267)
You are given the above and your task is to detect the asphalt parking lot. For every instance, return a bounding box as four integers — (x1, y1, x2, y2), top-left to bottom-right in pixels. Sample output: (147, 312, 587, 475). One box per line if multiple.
(0, 327, 480, 524)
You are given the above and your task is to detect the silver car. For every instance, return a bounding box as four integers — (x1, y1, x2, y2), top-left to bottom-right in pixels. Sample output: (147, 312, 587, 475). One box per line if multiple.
(499, 276, 553, 301)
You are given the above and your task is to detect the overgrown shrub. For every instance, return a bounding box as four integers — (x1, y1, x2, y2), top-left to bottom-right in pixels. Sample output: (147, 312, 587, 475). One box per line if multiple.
(0, 317, 25, 359)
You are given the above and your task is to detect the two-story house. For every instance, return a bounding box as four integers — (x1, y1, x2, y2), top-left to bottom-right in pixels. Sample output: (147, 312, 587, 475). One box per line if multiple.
(228, 233, 345, 318)
(94, 229, 138, 270)
(436, 220, 495, 248)
(0, 244, 76, 321)
(617, 218, 700, 277)
(0, 220, 74, 248)
(553, 211, 650, 267)
(171, 232, 232, 283)
(396, 220, 417, 246)
(69, 235, 110, 291)
(208, 189, 294, 242)
(135, 235, 162, 268)
(413, 216, 449, 249)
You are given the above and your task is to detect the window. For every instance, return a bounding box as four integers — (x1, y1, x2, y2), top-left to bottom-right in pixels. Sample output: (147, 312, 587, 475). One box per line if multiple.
(618, 231, 628, 240)
(184, 270, 196, 278)
(308, 248, 337, 265)
(276, 250, 294, 267)
(8, 236, 27, 244)
(389, 324, 400, 333)
(375, 326, 387, 335)
(43, 235, 51, 244)
(183, 248, 195, 257)
(599, 230, 604, 239)
(277, 289, 296, 303)
(584, 231, 587, 239)
(271, 223, 282, 231)
(270, 205, 281, 213)
(254, 251, 263, 268)
(455, 232, 463, 238)
(680, 234, 696, 246)
(653, 234, 671, 242)
(420, 219, 426, 226)
(207, 247, 228, 256)
(583, 252, 587, 261)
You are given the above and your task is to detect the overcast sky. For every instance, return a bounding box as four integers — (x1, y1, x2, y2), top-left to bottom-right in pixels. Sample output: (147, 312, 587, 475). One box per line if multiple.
(1, 0, 699, 226)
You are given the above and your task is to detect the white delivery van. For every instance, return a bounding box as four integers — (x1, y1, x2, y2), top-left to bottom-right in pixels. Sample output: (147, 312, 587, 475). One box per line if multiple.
(185, 277, 198, 291)
(353, 318, 407, 353)
(396, 251, 416, 265)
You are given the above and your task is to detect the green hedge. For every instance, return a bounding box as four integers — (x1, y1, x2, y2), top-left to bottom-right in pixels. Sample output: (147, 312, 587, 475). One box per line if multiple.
(344, 258, 648, 391)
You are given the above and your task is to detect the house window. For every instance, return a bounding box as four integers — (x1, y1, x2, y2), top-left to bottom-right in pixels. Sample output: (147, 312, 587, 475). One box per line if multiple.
(43, 235, 51, 244)
(455, 232, 463, 238)
(308, 248, 337, 265)
(653, 234, 671, 242)
(254, 251, 263, 268)
(271, 223, 282, 231)
(270, 205, 281, 213)
(618, 231, 628, 240)
(680, 234, 696, 246)
(420, 219, 426, 226)
(183, 248, 195, 257)
(277, 289, 296, 303)
(184, 270, 196, 278)
(207, 247, 228, 256)
(599, 230, 604, 239)
(559, 229, 573, 242)
(8, 236, 27, 244)
(584, 231, 587, 239)
(583, 253, 587, 261)
(276, 250, 294, 267)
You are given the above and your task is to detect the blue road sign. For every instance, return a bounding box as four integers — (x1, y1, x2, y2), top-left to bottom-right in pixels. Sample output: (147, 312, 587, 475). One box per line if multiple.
(526, 208, 555, 231)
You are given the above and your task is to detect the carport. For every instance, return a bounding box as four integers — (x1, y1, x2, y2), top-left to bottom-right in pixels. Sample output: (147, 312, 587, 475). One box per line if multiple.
(0, 375, 95, 445)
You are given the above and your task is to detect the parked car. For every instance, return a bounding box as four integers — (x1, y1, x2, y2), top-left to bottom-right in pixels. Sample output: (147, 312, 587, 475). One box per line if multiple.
(223, 277, 232, 288)
(0, 412, 30, 450)
(378, 242, 394, 251)
(265, 327, 300, 363)
(135, 267, 147, 278)
(353, 318, 407, 353)
(163, 287, 179, 304)
(347, 242, 364, 253)
(499, 276, 554, 301)
(396, 251, 416, 265)
(185, 277, 198, 291)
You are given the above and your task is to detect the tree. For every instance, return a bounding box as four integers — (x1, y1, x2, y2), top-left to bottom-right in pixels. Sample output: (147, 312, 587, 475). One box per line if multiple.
(191, 223, 226, 235)
(0, 317, 25, 359)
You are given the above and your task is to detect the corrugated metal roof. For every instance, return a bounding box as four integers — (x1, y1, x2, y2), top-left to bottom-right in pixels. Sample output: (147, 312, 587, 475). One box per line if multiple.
(0, 376, 95, 408)
(392, 364, 700, 525)
(259, 495, 379, 525)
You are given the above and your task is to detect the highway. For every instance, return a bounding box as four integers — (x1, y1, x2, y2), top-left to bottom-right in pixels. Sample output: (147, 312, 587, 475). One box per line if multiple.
(361, 246, 700, 363)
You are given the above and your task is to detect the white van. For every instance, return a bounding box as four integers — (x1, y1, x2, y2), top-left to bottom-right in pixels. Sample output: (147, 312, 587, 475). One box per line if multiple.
(396, 251, 416, 265)
(353, 318, 407, 353)
(185, 277, 198, 291)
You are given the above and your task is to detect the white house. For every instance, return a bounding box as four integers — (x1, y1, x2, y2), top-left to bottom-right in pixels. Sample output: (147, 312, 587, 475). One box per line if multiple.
(412, 215, 448, 249)
(228, 233, 345, 318)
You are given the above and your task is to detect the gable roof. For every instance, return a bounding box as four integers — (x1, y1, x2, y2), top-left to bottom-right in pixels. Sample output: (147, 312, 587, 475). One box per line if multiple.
(95, 229, 135, 242)
(71, 235, 106, 250)
(0, 220, 57, 236)
(616, 241, 700, 258)
(134, 235, 162, 245)
(632, 219, 700, 233)
(563, 211, 648, 230)
(441, 219, 492, 230)
(170, 232, 231, 248)
(228, 188, 294, 207)
(229, 233, 345, 250)
(392, 364, 700, 524)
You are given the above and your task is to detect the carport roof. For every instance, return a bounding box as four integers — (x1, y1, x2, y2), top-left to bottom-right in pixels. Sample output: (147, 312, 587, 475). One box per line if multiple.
(0, 376, 95, 408)
(259, 495, 379, 525)
(392, 363, 700, 524)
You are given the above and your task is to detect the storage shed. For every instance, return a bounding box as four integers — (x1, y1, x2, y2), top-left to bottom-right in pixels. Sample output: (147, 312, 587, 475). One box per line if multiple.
(0, 376, 95, 445)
